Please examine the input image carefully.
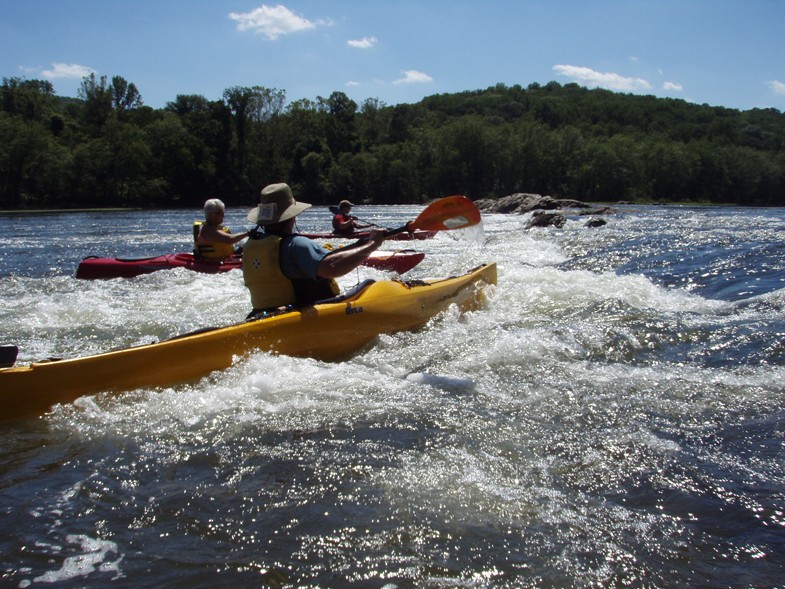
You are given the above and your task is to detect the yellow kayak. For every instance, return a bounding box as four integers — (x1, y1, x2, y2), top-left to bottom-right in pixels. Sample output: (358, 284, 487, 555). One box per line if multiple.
(1, 263, 496, 421)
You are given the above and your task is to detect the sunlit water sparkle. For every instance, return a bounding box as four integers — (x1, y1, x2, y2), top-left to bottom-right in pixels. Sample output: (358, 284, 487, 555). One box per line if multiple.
(1, 204, 784, 587)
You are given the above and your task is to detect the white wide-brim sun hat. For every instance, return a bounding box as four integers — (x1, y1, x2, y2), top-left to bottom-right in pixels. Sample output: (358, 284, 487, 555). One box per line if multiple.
(247, 183, 311, 225)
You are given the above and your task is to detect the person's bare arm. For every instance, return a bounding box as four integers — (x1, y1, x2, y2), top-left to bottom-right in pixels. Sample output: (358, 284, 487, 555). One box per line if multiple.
(316, 230, 386, 279)
(198, 225, 249, 245)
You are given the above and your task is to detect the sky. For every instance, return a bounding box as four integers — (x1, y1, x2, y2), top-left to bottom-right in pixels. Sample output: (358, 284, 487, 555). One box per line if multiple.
(2, 1, 784, 113)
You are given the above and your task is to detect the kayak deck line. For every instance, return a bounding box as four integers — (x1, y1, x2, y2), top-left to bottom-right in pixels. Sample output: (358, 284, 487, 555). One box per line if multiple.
(1, 263, 497, 422)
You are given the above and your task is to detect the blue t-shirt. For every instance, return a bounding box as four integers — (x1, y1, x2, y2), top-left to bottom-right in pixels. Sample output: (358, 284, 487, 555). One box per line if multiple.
(279, 235, 330, 280)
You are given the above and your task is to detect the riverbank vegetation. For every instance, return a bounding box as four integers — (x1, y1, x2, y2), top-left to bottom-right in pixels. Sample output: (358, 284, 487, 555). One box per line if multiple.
(2, 74, 783, 209)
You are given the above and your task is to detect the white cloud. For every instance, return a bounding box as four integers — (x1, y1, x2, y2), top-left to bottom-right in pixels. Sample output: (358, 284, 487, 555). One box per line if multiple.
(663, 81, 683, 92)
(553, 64, 651, 92)
(393, 70, 433, 85)
(767, 80, 785, 95)
(228, 4, 329, 40)
(41, 63, 95, 79)
(347, 36, 377, 49)
(346, 81, 360, 87)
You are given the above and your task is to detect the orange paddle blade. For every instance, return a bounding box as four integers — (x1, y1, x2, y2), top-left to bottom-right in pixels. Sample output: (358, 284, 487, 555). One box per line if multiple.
(409, 195, 482, 232)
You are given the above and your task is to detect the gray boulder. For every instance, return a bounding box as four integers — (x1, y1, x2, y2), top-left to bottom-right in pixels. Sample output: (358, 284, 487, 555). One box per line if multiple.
(584, 218, 607, 228)
(526, 211, 566, 229)
(475, 193, 592, 215)
(474, 193, 617, 229)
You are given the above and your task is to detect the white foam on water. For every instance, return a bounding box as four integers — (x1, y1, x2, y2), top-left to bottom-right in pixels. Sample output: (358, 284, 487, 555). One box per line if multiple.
(19, 534, 123, 586)
(6, 207, 785, 588)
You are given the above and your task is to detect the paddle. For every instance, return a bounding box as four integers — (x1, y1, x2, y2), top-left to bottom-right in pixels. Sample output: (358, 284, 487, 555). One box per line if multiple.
(330, 195, 482, 251)
(385, 195, 482, 237)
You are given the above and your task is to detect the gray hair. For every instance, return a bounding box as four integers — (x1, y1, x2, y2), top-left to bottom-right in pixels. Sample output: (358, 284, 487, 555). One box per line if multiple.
(203, 198, 225, 214)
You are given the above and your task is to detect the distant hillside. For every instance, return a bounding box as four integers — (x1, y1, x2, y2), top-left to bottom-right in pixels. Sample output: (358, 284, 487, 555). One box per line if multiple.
(2, 76, 784, 209)
(422, 82, 784, 152)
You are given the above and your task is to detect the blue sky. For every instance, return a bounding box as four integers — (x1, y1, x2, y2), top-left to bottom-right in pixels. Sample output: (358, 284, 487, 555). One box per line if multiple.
(2, 1, 784, 112)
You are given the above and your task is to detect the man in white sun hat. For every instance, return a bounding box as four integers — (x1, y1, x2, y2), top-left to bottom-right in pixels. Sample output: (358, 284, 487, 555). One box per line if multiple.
(243, 182, 386, 317)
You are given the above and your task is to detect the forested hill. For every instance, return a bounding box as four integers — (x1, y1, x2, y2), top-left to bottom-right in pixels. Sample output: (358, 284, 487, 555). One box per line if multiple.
(2, 75, 784, 210)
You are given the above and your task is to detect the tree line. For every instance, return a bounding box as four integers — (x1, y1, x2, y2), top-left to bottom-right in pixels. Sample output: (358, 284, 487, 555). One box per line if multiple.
(1, 74, 784, 210)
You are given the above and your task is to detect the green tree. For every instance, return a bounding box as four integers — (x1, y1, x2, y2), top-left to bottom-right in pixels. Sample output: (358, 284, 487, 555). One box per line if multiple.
(645, 141, 701, 201)
(0, 112, 70, 207)
(1, 77, 57, 122)
(110, 76, 143, 118)
(166, 94, 234, 200)
(323, 91, 357, 155)
(223, 85, 286, 195)
(78, 73, 113, 133)
(300, 151, 329, 200)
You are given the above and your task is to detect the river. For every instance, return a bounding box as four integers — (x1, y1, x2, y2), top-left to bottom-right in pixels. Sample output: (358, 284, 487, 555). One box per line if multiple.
(1, 204, 783, 588)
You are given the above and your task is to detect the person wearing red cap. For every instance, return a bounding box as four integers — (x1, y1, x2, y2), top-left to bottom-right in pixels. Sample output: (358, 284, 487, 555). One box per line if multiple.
(332, 199, 371, 235)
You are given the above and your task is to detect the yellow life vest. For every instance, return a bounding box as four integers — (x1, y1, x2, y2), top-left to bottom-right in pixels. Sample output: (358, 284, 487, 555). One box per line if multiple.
(243, 234, 339, 311)
(193, 221, 235, 259)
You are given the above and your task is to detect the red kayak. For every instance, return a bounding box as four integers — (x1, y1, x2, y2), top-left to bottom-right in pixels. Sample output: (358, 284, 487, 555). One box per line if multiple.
(76, 249, 425, 279)
(76, 253, 240, 279)
(300, 229, 436, 241)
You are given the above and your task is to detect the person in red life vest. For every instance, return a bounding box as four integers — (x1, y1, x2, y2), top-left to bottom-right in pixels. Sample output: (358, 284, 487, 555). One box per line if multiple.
(194, 198, 250, 258)
(243, 184, 386, 317)
(332, 200, 371, 235)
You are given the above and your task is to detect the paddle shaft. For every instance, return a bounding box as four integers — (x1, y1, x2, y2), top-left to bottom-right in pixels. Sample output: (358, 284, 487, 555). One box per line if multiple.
(339, 195, 481, 247)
